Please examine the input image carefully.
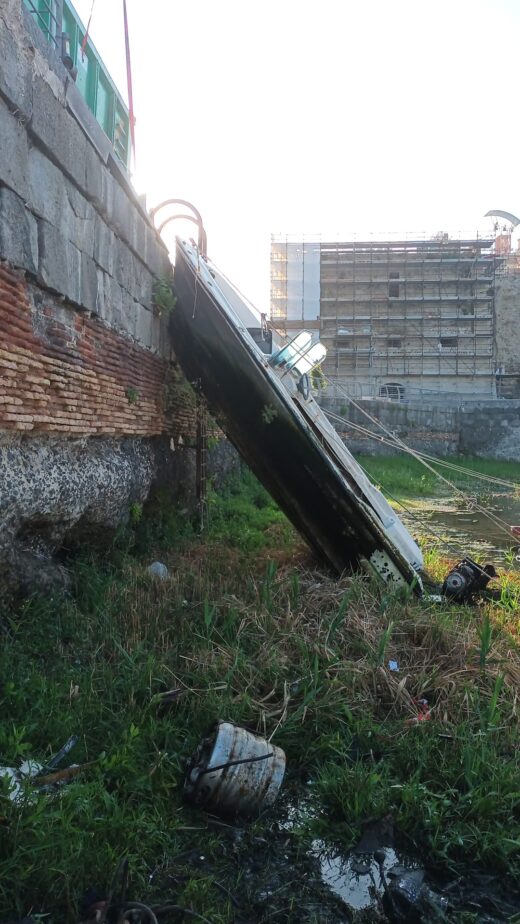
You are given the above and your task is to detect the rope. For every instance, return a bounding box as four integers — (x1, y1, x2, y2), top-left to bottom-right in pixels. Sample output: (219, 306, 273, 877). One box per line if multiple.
(328, 405, 515, 541)
(324, 412, 493, 561)
(334, 387, 516, 540)
(264, 318, 517, 547)
(324, 409, 519, 489)
(189, 269, 516, 560)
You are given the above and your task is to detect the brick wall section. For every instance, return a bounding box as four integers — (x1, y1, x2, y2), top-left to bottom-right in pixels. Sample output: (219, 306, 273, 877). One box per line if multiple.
(0, 261, 196, 439)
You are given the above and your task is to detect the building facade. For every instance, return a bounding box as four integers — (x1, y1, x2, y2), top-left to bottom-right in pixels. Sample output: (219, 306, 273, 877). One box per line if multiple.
(271, 235, 497, 399)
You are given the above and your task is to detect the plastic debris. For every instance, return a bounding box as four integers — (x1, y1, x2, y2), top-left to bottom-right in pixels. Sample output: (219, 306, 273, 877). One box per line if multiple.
(388, 660, 399, 672)
(384, 865, 449, 921)
(147, 561, 169, 580)
(0, 760, 42, 804)
(0, 737, 84, 804)
(406, 697, 431, 725)
(185, 720, 286, 818)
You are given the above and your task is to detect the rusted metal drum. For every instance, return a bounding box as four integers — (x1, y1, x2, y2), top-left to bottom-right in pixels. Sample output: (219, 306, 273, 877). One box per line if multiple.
(184, 721, 286, 817)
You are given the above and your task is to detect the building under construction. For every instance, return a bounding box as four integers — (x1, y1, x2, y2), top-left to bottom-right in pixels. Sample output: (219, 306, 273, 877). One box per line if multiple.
(270, 234, 497, 399)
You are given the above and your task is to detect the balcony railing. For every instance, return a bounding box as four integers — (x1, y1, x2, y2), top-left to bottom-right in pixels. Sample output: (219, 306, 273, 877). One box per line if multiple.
(22, 0, 130, 167)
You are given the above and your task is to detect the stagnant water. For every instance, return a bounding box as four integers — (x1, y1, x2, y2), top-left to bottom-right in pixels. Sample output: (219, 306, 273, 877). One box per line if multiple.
(254, 789, 520, 922)
(397, 491, 520, 569)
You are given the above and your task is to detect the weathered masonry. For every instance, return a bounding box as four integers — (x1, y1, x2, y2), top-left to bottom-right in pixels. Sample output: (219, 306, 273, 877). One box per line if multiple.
(0, 0, 232, 594)
(318, 395, 520, 462)
(271, 235, 502, 400)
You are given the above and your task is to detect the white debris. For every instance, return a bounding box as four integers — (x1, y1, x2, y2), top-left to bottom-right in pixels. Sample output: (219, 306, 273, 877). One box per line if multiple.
(0, 760, 42, 804)
(147, 561, 169, 580)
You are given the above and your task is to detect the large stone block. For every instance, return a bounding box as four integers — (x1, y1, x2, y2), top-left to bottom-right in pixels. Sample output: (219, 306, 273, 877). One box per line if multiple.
(133, 213, 148, 262)
(113, 237, 154, 306)
(120, 293, 137, 339)
(27, 146, 63, 224)
(145, 225, 171, 277)
(98, 273, 125, 330)
(30, 77, 87, 192)
(97, 168, 116, 225)
(111, 181, 135, 244)
(28, 148, 95, 258)
(150, 314, 162, 354)
(0, 13, 33, 119)
(64, 183, 95, 258)
(0, 99, 30, 200)
(90, 266, 106, 319)
(93, 214, 115, 276)
(135, 304, 153, 350)
(0, 187, 38, 274)
(112, 237, 134, 295)
(38, 219, 81, 304)
(85, 142, 104, 209)
(139, 266, 155, 308)
(80, 252, 99, 312)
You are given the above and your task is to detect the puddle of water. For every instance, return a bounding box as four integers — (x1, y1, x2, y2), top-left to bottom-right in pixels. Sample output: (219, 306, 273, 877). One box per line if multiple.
(316, 842, 408, 910)
(397, 492, 520, 567)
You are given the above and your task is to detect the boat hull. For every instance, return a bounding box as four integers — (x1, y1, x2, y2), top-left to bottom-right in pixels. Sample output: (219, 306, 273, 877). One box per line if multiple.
(171, 240, 422, 589)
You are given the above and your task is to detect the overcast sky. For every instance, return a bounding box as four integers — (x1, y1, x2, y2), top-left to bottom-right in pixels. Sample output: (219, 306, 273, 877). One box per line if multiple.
(73, 0, 519, 308)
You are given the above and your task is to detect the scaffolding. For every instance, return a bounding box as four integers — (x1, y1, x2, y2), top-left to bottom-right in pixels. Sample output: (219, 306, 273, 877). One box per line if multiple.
(270, 233, 497, 398)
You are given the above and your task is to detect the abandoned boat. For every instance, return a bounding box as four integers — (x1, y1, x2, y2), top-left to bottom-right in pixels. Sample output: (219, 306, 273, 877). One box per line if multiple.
(171, 237, 494, 601)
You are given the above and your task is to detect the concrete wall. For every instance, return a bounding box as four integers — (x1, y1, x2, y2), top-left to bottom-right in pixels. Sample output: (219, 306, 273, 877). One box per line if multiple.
(319, 396, 520, 462)
(0, 2, 235, 595)
(459, 401, 520, 461)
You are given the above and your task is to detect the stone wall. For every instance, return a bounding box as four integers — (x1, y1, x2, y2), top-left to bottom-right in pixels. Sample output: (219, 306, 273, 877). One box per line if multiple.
(0, 1, 231, 595)
(459, 400, 520, 462)
(319, 397, 460, 458)
(0, 0, 171, 355)
(319, 396, 520, 462)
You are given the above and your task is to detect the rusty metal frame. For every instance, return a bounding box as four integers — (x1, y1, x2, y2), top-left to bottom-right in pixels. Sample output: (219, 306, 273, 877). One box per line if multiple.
(150, 198, 207, 257)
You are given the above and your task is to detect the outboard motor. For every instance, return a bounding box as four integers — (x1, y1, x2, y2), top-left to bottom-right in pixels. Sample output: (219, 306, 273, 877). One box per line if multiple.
(442, 558, 497, 602)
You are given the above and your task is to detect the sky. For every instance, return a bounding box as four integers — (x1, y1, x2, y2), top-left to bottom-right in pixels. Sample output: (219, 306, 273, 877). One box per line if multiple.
(73, 0, 520, 309)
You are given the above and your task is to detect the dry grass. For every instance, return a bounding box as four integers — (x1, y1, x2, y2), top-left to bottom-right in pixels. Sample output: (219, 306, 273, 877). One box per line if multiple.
(1, 479, 519, 919)
(106, 541, 520, 736)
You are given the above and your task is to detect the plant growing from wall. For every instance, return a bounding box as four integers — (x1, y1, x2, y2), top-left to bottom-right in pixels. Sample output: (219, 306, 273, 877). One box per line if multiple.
(167, 363, 198, 410)
(126, 387, 140, 404)
(153, 277, 177, 317)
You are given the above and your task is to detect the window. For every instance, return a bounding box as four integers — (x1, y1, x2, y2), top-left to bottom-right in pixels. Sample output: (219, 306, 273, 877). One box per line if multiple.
(389, 272, 400, 298)
(440, 337, 458, 349)
(387, 338, 402, 349)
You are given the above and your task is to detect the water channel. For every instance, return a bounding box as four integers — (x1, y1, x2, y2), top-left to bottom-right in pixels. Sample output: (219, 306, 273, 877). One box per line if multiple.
(396, 491, 520, 569)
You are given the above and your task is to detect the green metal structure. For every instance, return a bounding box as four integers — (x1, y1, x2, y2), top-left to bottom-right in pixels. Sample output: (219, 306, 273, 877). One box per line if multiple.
(22, 0, 130, 167)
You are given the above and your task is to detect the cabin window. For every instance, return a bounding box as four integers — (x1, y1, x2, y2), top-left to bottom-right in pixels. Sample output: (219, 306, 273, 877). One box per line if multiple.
(389, 272, 400, 298)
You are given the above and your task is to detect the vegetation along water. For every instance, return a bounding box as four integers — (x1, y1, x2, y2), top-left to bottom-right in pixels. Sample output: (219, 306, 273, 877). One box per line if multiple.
(0, 459, 519, 922)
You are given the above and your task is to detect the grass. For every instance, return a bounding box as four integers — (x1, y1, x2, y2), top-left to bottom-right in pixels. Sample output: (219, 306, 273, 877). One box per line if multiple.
(1, 469, 520, 921)
(356, 453, 520, 499)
